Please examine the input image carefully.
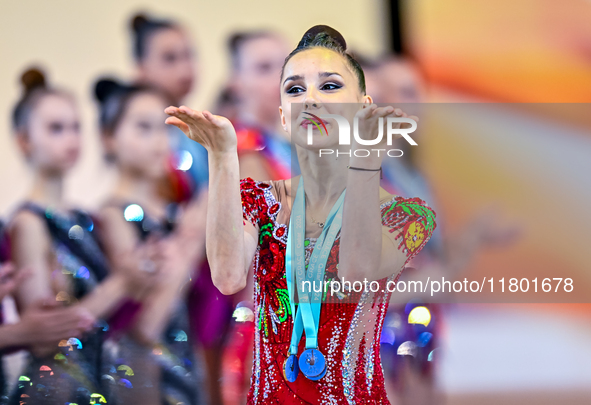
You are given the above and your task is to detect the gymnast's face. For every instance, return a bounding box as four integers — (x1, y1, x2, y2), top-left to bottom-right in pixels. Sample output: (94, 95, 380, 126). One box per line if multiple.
(279, 47, 371, 150)
(137, 28, 196, 104)
(108, 92, 169, 180)
(18, 94, 81, 175)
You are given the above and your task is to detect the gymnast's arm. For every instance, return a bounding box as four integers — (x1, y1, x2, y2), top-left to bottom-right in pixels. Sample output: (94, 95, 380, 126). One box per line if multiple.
(165, 105, 259, 295)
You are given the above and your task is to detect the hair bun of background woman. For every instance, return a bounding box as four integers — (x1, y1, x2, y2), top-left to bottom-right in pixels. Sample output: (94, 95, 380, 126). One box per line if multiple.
(131, 13, 149, 32)
(21, 68, 46, 94)
(94, 78, 126, 104)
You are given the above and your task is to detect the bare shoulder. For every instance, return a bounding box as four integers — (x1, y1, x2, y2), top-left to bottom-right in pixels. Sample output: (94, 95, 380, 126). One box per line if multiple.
(95, 202, 139, 256)
(269, 176, 297, 205)
(279, 177, 295, 198)
(96, 204, 125, 224)
(8, 209, 51, 255)
(95, 203, 136, 239)
(379, 186, 396, 205)
(9, 210, 48, 237)
(285, 177, 295, 198)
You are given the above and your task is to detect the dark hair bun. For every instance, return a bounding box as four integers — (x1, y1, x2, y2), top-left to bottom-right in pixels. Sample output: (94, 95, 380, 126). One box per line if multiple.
(298, 25, 347, 50)
(94, 78, 123, 103)
(131, 13, 149, 32)
(21, 68, 46, 94)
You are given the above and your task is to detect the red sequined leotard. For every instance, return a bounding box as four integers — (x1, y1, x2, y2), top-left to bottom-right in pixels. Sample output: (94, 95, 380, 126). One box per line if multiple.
(240, 177, 436, 405)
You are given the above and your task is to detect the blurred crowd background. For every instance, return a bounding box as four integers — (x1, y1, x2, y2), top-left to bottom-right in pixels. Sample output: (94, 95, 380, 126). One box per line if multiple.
(1, 0, 591, 404)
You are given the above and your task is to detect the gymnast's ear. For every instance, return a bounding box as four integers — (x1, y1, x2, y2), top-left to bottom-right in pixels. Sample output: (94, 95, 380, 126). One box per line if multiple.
(100, 132, 117, 163)
(279, 106, 287, 132)
(15, 130, 32, 160)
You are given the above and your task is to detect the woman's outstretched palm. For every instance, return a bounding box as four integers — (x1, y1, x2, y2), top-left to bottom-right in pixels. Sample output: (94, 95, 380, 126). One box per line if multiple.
(165, 106, 237, 153)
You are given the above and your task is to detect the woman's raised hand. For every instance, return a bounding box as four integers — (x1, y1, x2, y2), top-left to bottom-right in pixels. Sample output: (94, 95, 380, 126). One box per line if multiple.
(354, 104, 419, 148)
(165, 106, 237, 154)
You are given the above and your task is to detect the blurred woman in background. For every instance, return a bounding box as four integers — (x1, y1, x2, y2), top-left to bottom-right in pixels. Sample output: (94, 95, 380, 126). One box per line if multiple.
(93, 78, 207, 405)
(366, 55, 519, 404)
(225, 30, 294, 181)
(129, 14, 233, 404)
(130, 12, 208, 193)
(1, 230, 98, 402)
(0, 261, 97, 403)
(6, 68, 148, 405)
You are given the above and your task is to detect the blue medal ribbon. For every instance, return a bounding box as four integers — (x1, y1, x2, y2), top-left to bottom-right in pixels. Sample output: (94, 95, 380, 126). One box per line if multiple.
(285, 177, 346, 381)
